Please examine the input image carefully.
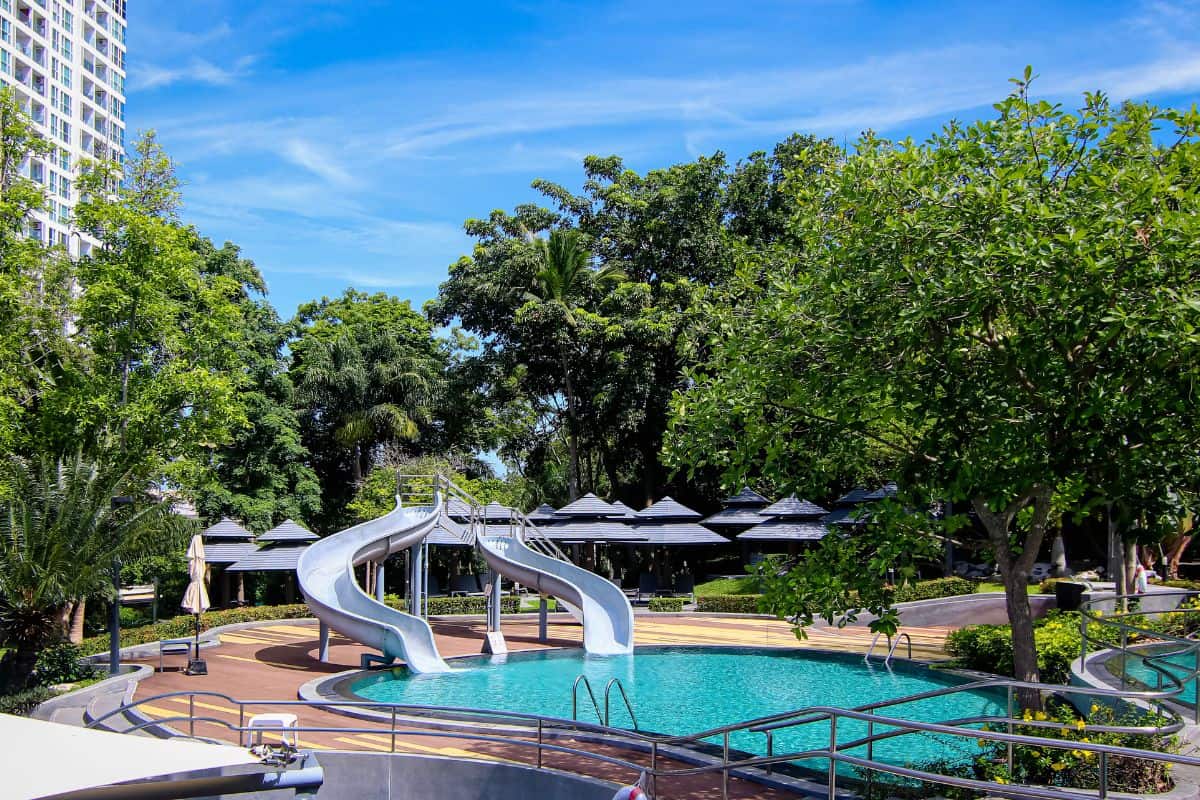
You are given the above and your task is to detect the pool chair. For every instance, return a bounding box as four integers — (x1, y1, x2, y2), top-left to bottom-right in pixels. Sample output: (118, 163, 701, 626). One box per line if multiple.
(636, 572, 659, 603)
(672, 574, 695, 603)
(449, 574, 481, 597)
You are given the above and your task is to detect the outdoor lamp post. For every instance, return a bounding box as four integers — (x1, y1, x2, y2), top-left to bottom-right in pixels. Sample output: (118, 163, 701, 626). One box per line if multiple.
(109, 495, 134, 675)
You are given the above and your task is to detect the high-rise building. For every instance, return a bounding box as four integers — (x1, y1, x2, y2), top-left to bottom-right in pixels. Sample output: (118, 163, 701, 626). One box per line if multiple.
(0, 0, 126, 257)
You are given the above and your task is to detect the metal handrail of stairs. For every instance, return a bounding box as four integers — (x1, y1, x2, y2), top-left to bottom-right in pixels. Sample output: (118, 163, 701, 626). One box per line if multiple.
(572, 674, 603, 723)
(885, 632, 912, 664)
(604, 677, 640, 730)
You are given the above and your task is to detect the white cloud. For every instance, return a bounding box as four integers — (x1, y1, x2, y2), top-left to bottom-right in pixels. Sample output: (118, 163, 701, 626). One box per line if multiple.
(281, 139, 357, 187)
(130, 55, 256, 91)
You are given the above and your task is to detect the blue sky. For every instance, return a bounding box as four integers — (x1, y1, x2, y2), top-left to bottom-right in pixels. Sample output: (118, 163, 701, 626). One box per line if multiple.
(128, 0, 1200, 318)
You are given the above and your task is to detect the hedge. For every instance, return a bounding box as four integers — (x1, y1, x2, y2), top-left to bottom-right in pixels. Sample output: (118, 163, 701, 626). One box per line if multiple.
(648, 596, 686, 612)
(892, 576, 975, 603)
(946, 610, 1129, 683)
(79, 604, 313, 656)
(0, 686, 54, 716)
(383, 594, 520, 616)
(696, 595, 763, 613)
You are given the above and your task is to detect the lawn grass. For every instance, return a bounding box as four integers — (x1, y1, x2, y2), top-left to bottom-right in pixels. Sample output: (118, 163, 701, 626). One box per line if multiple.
(974, 581, 1006, 593)
(518, 597, 558, 612)
(695, 575, 759, 596)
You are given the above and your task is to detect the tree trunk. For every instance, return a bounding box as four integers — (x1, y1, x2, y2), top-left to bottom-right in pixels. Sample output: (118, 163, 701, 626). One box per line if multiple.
(68, 599, 87, 644)
(973, 487, 1053, 708)
(559, 349, 580, 501)
(1124, 538, 1139, 595)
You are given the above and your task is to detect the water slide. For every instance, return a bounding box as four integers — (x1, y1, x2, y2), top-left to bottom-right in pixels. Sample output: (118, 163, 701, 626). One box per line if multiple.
(297, 495, 451, 674)
(475, 527, 635, 655)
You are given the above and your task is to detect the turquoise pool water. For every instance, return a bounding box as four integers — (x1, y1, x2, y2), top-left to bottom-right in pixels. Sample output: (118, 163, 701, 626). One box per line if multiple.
(350, 646, 1003, 769)
(1119, 646, 1197, 705)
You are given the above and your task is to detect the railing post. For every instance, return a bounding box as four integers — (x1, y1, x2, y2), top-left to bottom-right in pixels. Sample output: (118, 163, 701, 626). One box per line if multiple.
(1006, 685, 1014, 777)
(1080, 611, 1088, 663)
(189, 694, 195, 738)
(537, 719, 543, 769)
(238, 703, 245, 746)
(866, 709, 875, 798)
(765, 730, 773, 775)
(722, 731, 729, 800)
(1099, 751, 1109, 798)
(390, 706, 397, 753)
(1194, 648, 1200, 725)
(650, 740, 658, 798)
(828, 715, 838, 800)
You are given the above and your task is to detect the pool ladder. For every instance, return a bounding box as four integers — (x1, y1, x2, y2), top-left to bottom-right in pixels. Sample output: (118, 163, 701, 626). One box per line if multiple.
(571, 675, 639, 730)
(864, 631, 912, 665)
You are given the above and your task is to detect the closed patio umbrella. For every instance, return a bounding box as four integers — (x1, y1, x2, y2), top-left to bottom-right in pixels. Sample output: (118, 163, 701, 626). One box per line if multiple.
(181, 534, 210, 672)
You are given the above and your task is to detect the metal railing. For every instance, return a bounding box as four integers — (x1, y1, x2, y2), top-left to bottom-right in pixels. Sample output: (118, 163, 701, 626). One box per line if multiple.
(89, 678, 1198, 800)
(885, 632, 912, 664)
(1079, 587, 1200, 723)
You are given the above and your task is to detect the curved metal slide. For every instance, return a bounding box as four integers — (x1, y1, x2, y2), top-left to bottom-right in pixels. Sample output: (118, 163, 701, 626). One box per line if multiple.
(297, 495, 451, 674)
(476, 529, 635, 655)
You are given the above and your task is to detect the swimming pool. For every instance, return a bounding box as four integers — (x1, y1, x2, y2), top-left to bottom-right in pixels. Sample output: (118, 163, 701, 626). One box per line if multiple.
(1116, 645, 1197, 705)
(350, 646, 1003, 769)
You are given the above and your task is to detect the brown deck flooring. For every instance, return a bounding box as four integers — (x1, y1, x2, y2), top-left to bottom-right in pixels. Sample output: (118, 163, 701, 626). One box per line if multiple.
(127, 615, 951, 799)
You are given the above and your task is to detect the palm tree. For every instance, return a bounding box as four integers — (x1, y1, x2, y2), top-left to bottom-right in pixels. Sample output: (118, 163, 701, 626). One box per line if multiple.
(528, 228, 623, 500)
(0, 454, 192, 687)
(296, 331, 438, 482)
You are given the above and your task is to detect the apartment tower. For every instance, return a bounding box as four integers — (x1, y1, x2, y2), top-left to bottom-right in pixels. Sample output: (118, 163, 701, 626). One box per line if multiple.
(0, 0, 127, 257)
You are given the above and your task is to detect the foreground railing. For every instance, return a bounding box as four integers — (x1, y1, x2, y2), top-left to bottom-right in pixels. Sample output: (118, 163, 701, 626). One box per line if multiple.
(89, 662, 1195, 800)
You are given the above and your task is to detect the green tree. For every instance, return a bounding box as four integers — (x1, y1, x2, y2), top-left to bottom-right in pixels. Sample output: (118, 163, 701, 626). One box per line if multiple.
(45, 133, 247, 471)
(0, 454, 192, 686)
(291, 290, 446, 527)
(667, 76, 1200, 690)
(178, 238, 320, 531)
(0, 88, 72, 458)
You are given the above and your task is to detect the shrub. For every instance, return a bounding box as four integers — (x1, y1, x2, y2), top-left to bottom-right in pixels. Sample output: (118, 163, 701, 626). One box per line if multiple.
(971, 702, 1174, 793)
(34, 642, 99, 685)
(696, 595, 763, 613)
(78, 604, 313, 656)
(947, 611, 1131, 683)
(383, 594, 520, 616)
(118, 606, 150, 629)
(892, 577, 975, 603)
(648, 597, 685, 612)
(0, 686, 54, 716)
(1039, 577, 1070, 594)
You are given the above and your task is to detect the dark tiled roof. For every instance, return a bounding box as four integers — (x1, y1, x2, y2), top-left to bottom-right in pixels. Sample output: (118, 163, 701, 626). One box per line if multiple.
(722, 487, 771, 507)
(608, 501, 638, 520)
(542, 521, 641, 541)
(202, 541, 260, 564)
(822, 506, 871, 527)
(737, 520, 828, 541)
(702, 507, 770, 527)
(760, 495, 828, 519)
(636, 496, 703, 521)
(256, 519, 318, 542)
(863, 482, 899, 501)
(834, 487, 875, 506)
(526, 503, 558, 522)
(201, 517, 254, 540)
(226, 544, 310, 572)
(483, 501, 514, 521)
(630, 523, 728, 545)
(554, 493, 618, 518)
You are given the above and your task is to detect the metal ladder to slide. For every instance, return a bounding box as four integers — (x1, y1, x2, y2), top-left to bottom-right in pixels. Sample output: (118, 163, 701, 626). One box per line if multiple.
(571, 674, 640, 729)
(864, 631, 912, 665)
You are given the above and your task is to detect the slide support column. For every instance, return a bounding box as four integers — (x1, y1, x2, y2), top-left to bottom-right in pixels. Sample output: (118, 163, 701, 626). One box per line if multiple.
(538, 596, 548, 642)
(376, 560, 386, 602)
(318, 621, 330, 662)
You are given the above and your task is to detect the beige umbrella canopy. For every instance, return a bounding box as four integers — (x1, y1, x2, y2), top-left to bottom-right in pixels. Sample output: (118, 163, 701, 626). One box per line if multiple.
(181, 534, 211, 614)
(181, 534, 210, 668)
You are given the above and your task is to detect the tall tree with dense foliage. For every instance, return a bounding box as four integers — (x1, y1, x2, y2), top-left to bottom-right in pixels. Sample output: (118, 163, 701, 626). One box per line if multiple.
(291, 290, 446, 527)
(667, 76, 1200, 689)
(179, 238, 320, 530)
(43, 134, 248, 471)
(0, 88, 72, 458)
